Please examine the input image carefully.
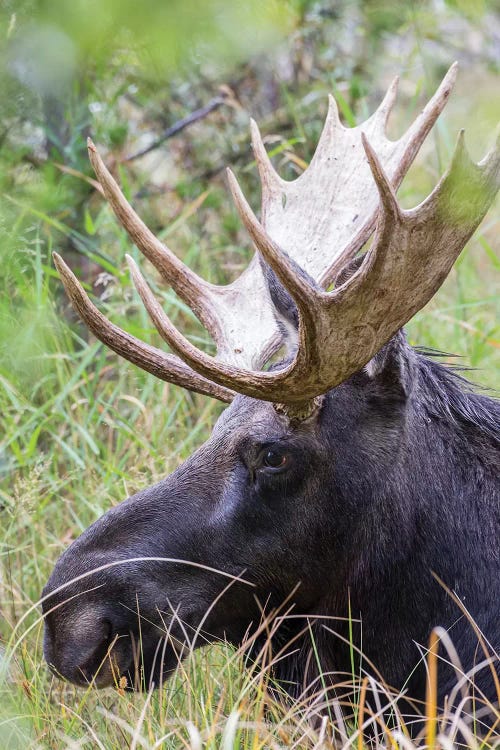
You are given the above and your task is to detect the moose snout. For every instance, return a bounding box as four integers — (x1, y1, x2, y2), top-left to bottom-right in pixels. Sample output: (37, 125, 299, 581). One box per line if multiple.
(43, 605, 132, 688)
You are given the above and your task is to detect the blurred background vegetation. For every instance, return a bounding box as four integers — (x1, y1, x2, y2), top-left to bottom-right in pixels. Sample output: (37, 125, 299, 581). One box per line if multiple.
(0, 0, 499, 747)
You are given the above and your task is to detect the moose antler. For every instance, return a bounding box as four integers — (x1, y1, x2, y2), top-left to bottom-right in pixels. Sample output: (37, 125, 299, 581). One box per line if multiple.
(52, 256, 235, 402)
(251, 64, 459, 287)
(55, 65, 500, 414)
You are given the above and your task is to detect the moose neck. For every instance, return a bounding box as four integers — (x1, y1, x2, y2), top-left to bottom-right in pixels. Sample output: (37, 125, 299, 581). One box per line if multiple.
(255, 347, 500, 704)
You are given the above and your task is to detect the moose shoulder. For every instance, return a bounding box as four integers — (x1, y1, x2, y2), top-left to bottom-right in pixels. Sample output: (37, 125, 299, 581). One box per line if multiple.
(43, 64, 500, 734)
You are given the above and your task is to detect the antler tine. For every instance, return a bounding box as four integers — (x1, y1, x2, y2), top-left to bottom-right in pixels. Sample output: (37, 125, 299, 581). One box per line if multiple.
(479, 124, 500, 178)
(370, 75, 399, 134)
(87, 139, 220, 337)
(306, 93, 344, 174)
(326, 93, 343, 130)
(250, 119, 283, 201)
(397, 62, 458, 158)
(360, 133, 401, 221)
(53, 253, 234, 403)
(226, 168, 320, 309)
(413, 127, 500, 222)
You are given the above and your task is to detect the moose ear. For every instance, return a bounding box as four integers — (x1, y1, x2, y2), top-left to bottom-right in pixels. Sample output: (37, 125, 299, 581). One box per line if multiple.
(334, 254, 366, 288)
(266, 253, 368, 332)
(260, 257, 301, 330)
(362, 329, 415, 402)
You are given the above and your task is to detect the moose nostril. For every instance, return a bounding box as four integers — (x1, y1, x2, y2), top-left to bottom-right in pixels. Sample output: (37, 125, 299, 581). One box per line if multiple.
(101, 618, 113, 644)
(78, 618, 113, 662)
(68, 618, 119, 685)
(43, 607, 132, 687)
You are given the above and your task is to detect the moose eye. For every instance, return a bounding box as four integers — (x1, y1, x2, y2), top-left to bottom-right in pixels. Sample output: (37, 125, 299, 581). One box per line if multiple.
(262, 448, 289, 470)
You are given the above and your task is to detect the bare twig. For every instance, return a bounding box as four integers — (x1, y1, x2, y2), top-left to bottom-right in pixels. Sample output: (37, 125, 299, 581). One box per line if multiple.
(125, 92, 230, 162)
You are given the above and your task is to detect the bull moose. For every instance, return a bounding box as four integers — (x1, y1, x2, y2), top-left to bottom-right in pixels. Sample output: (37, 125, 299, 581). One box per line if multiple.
(42, 64, 499, 735)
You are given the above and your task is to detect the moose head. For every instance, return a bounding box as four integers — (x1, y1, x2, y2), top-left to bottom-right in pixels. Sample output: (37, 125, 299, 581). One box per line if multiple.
(42, 64, 500, 719)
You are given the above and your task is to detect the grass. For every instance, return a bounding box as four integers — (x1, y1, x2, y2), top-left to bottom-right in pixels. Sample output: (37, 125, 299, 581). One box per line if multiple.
(1, 5, 499, 747)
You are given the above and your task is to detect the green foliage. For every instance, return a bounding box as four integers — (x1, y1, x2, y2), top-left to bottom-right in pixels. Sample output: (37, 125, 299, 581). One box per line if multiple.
(3, 0, 296, 83)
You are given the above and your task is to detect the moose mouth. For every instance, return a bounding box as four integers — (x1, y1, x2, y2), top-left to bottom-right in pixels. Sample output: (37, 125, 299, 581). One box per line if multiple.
(43, 603, 192, 691)
(46, 629, 185, 691)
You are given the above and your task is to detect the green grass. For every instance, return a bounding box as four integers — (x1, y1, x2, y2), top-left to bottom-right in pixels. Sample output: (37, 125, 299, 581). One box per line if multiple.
(1, 147, 498, 749)
(1, 4, 499, 746)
